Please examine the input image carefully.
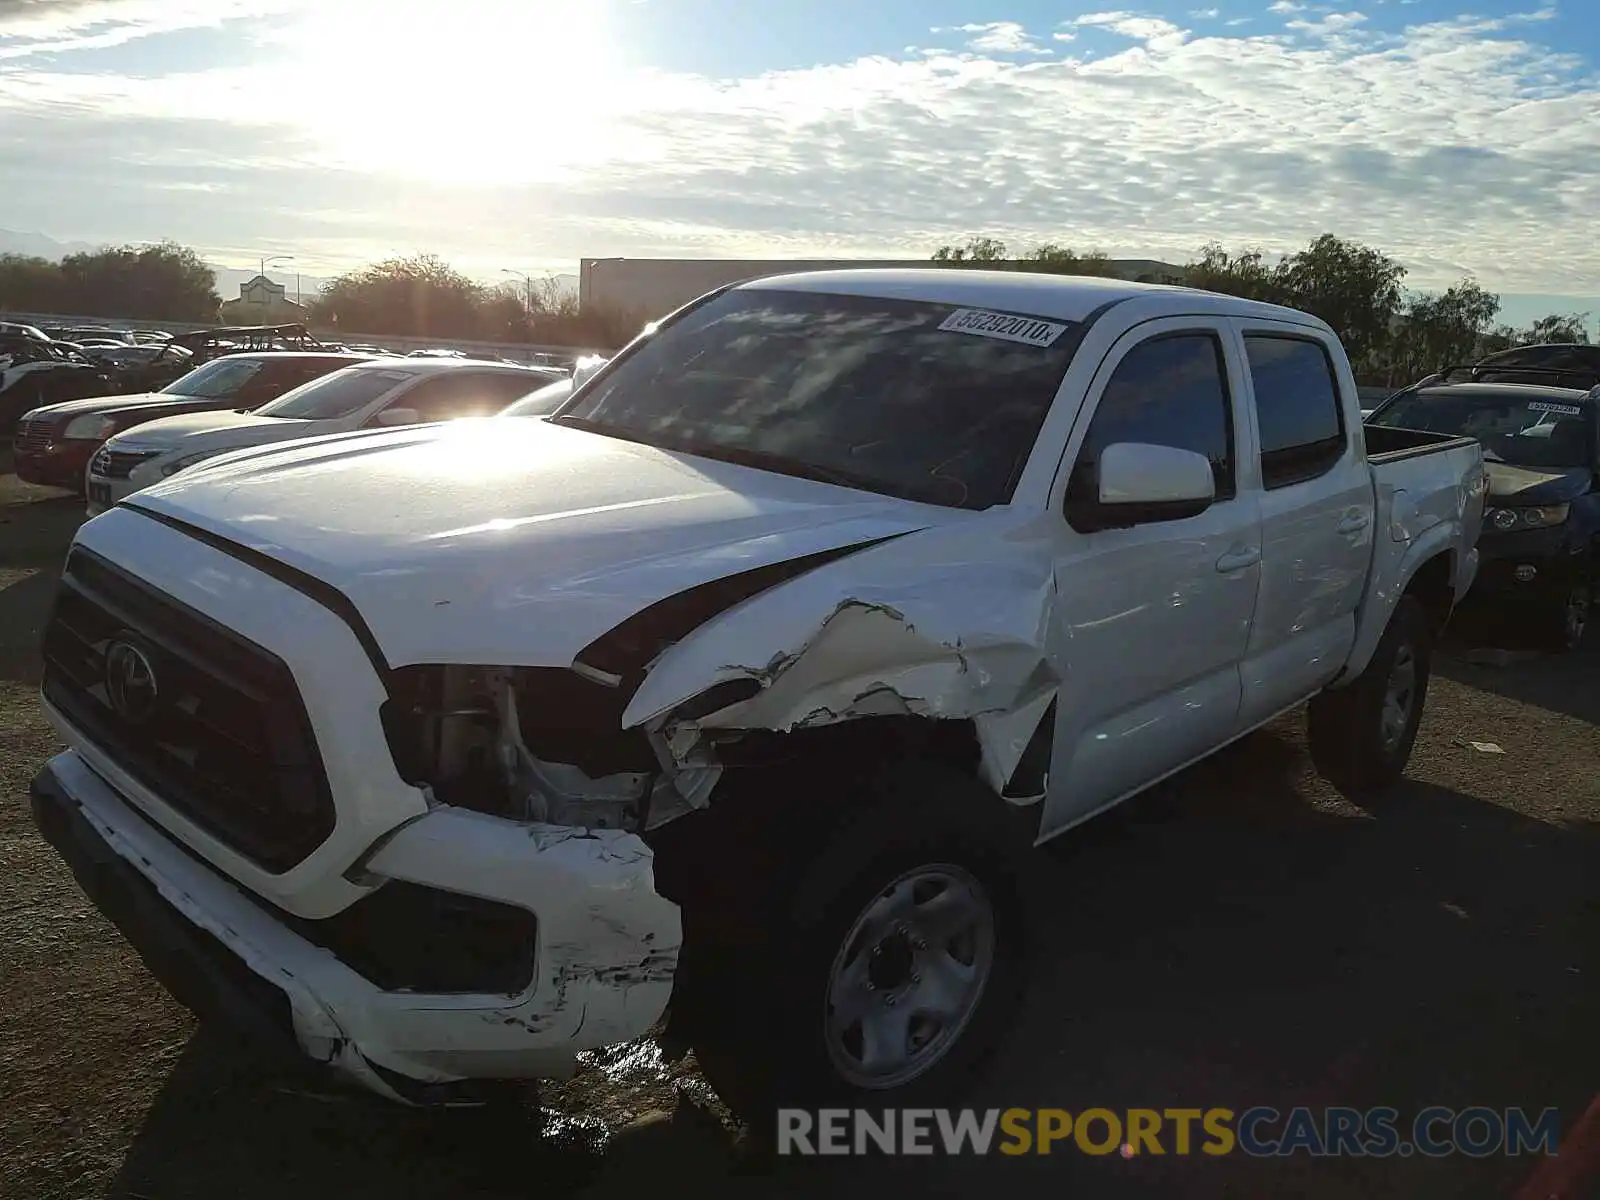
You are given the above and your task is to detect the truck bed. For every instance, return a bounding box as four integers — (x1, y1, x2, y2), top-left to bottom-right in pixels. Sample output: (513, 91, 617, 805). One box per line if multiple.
(1362, 423, 1478, 463)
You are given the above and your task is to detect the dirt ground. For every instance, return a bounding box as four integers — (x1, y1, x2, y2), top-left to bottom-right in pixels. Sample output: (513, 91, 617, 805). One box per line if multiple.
(1, 460, 1595, 1200)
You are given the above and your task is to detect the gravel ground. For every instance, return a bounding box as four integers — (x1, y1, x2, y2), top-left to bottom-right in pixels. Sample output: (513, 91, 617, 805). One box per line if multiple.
(1, 464, 1594, 1200)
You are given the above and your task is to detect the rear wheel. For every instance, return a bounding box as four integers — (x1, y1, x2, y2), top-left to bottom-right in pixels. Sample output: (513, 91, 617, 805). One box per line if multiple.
(1308, 595, 1432, 796)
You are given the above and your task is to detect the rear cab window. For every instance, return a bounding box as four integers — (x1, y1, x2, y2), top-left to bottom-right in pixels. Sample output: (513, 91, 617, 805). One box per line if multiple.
(1243, 335, 1348, 489)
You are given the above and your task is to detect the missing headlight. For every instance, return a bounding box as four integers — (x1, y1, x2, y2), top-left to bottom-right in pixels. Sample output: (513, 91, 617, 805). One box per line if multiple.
(380, 665, 665, 829)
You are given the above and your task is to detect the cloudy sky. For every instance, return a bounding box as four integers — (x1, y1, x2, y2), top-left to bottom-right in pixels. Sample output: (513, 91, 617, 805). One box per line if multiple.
(1, 0, 1597, 322)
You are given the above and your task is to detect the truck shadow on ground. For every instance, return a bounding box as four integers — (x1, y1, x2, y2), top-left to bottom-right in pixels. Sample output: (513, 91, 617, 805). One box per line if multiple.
(107, 724, 1597, 1200)
(1434, 635, 1599, 726)
(0, 567, 60, 686)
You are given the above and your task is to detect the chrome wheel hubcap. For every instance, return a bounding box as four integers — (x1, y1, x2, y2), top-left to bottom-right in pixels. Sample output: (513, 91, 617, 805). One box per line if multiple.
(1380, 643, 1417, 753)
(823, 864, 996, 1090)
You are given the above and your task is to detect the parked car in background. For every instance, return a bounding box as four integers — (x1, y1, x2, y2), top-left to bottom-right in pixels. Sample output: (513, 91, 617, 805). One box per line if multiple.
(85, 343, 192, 368)
(132, 330, 174, 344)
(46, 326, 138, 345)
(497, 376, 574, 416)
(30, 271, 1484, 1119)
(86, 358, 564, 513)
(1366, 370, 1596, 651)
(92, 324, 326, 394)
(1447, 343, 1600, 390)
(1, 337, 117, 428)
(168, 323, 330, 364)
(0, 320, 51, 342)
(15, 352, 374, 493)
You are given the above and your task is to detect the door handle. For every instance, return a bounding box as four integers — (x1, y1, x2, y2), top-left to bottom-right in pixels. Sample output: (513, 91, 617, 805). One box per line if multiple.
(1337, 512, 1372, 534)
(1216, 545, 1261, 573)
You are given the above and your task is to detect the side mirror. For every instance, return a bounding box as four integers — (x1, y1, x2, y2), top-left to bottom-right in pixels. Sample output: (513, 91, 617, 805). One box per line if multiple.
(373, 407, 421, 427)
(1067, 442, 1216, 532)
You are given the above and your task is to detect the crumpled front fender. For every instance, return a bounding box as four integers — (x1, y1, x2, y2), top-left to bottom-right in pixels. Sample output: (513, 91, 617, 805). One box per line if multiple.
(621, 515, 1063, 795)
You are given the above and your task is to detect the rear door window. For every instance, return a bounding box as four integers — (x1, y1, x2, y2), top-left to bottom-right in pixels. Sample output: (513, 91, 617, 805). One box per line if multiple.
(1244, 336, 1348, 489)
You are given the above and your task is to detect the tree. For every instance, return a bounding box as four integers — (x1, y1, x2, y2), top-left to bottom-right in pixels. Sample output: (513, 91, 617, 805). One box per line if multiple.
(1182, 242, 1282, 304)
(1387, 280, 1501, 380)
(0, 241, 219, 321)
(1518, 312, 1591, 344)
(1016, 244, 1123, 278)
(309, 254, 489, 339)
(932, 237, 1009, 264)
(0, 254, 68, 312)
(1272, 235, 1407, 373)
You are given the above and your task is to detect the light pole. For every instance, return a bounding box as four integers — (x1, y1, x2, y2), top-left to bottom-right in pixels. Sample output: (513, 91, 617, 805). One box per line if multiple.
(261, 254, 294, 281)
(258, 255, 295, 318)
(501, 268, 534, 313)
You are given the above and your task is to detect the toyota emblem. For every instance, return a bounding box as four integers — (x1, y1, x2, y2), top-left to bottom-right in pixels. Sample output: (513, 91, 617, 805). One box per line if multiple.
(105, 640, 159, 725)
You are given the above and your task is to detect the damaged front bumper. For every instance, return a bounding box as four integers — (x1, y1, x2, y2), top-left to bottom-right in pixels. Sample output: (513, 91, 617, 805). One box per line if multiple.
(30, 750, 682, 1106)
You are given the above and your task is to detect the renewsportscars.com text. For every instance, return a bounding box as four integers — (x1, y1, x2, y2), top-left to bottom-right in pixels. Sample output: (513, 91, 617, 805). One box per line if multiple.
(776, 1106, 1561, 1157)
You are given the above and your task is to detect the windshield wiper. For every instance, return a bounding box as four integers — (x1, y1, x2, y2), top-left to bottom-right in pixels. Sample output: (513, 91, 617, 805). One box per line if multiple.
(548, 413, 670, 450)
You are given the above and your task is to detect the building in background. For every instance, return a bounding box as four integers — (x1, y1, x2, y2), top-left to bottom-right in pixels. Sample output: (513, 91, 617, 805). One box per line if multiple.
(579, 256, 1187, 321)
(218, 274, 309, 324)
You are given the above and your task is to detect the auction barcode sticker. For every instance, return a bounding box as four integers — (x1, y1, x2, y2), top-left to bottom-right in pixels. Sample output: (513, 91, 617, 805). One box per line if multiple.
(938, 308, 1069, 348)
(1527, 401, 1583, 415)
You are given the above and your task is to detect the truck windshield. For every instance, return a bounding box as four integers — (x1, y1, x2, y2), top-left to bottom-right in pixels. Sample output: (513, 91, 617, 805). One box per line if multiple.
(552, 288, 1082, 510)
(160, 357, 265, 398)
(1368, 389, 1593, 470)
(254, 367, 413, 420)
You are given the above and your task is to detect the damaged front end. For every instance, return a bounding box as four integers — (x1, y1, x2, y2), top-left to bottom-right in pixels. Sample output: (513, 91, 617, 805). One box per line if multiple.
(378, 517, 1067, 848)
(379, 665, 722, 835)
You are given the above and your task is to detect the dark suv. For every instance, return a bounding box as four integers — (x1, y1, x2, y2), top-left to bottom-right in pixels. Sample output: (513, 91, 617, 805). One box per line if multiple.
(1367, 369, 1597, 651)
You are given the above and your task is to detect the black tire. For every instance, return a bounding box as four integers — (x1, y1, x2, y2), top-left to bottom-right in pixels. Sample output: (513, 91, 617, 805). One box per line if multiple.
(1537, 579, 1590, 654)
(685, 759, 1038, 1135)
(1308, 595, 1432, 796)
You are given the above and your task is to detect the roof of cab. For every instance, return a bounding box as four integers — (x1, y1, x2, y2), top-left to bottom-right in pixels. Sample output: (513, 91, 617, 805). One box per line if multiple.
(736, 267, 1325, 328)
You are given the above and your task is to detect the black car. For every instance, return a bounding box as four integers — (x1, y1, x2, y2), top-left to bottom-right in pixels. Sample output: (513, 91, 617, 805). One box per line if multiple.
(1461, 343, 1600, 388)
(0, 335, 117, 427)
(1365, 374, 1598, 651)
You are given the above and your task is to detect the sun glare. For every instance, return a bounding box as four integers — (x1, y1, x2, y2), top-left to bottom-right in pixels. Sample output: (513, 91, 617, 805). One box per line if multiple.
(281, 0, 633, 183)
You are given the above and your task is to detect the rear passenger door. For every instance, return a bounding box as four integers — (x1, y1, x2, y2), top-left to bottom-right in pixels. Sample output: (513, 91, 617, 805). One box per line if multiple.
(1233, 325, 1374, 727)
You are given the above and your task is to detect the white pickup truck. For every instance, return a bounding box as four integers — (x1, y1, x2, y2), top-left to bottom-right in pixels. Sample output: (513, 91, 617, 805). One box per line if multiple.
(30, 270, 1484, 1121)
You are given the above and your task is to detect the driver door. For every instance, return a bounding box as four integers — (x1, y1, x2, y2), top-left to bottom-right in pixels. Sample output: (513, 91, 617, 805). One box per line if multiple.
(1040, 319, 1263, 840)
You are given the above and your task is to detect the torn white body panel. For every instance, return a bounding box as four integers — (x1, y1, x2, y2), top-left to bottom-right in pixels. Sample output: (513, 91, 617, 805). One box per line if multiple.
(622, 511, 1063, 794)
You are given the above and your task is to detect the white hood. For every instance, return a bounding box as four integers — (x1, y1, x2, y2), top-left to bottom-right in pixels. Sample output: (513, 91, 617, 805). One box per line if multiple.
(124, 418, 960, 668)
(109, 409, 317, 456)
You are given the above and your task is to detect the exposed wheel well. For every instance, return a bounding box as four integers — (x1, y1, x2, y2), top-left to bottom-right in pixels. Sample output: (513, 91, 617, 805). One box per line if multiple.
(1405, 551, 1456, 635)
(647, 715, 988, 914)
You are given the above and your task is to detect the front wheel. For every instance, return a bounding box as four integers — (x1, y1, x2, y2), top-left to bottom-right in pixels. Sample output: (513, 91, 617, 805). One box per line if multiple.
(686, 761, 1035, 1131)
(1308, 595, 1432, 796)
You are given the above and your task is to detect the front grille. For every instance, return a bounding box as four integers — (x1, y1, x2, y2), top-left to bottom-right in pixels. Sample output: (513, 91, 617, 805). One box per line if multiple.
(89, 446, 159, 479)
(41, 547, 335, 873)
(12, 419, 51, 456)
